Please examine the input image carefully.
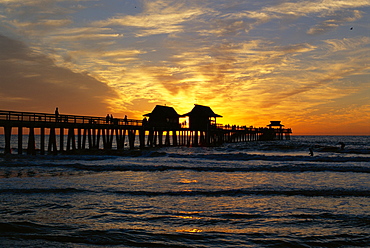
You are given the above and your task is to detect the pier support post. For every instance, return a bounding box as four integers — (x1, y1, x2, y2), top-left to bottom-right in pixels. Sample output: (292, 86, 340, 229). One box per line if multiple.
(91, 129, 96, 148)
(59, 127, 64, 152)
(97, 129, 102, 149)
(128, 129, 135, 149)
(147, 129, 154, 147)
(187, 131, 192, 147)
(82, 129, 87, 149)
(193, 131, 199, 147)
(158, 131, 163, 147)
(27, 127, 36, 155)
(18, 126, 23, 155)
(66, 127, 76, 151)
(77, 128, 82, 150)
(48, 127, 58, 155)
(205, 132, 210, 146)
(87, 129, 92, 149)
(139, 129, 145, 149)
(172, 130, 177, 146)
(48, 127, 57, 154)
(91, 129, 96, 149)
(153, 131, 157, 147)
(165, 131, 170, 146)
(200, 131, 205, 146)
(103, 128, 113, 150)
(40, 127, 45, 155)
(102, 129, 108, 149)
(116, 128, 126, 150)
(4, 126, 12, 155)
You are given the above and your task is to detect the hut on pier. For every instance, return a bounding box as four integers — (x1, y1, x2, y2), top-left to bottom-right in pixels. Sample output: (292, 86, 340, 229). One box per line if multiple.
(261, 121, 285, 140)
(267, 121, 284, 129)
(181, 104, 222, 130)
(143, 105, 180, 128)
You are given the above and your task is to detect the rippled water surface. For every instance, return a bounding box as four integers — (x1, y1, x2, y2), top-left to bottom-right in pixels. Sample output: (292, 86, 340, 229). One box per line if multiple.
(0, 136, 369, 247)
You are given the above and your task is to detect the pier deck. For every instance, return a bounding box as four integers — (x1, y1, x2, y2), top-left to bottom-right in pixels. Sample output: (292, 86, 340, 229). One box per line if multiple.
(0, 110, 292, 155)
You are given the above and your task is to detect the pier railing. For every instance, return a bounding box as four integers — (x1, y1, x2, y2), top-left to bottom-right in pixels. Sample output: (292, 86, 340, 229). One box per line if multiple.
(0, 110, 142, 126)
(0, 110, 291, 133)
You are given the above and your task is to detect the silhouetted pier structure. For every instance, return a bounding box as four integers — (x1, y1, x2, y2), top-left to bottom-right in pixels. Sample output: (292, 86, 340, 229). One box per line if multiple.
(0, 107, 292, 155)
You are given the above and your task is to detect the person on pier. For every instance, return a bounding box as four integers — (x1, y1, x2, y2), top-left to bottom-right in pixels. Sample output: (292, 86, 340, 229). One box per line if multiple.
(142, 117, 147, 127)
(55, 107, 59, 122)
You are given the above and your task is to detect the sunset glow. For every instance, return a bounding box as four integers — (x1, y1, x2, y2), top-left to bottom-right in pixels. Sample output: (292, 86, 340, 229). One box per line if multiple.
(0, 0, 369, 135)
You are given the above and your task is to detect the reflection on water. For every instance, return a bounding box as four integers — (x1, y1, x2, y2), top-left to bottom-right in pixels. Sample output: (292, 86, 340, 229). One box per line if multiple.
(176, 228, 203, 233)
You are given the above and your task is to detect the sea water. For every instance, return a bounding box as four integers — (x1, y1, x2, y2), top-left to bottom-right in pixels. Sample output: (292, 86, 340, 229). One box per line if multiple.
(0, 136, 369, 247)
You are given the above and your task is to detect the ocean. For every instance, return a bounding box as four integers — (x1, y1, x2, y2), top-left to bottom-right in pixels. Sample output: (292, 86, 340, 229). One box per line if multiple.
(0, 135, 369, 247)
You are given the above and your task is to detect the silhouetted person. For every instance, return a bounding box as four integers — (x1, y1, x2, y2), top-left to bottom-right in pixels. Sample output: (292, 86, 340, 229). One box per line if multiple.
(339, 142, 345, 150)
(106, 114, 110, 123)
(142, 117, 147, 127)
(110, 114, 114, 124)
(309, 148, 314, 156)
(55, 107, 59, 122)
(124, 115, 128, 125)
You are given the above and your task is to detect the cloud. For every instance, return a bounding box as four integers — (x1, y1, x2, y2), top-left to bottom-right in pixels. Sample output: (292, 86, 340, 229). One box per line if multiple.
(0, 34, 119, 115)
(323, 36, 370, 52)
(255, 39, 370, 108)
(244, 0, 370, 35)
(307, 10, 363, 35)
(257, 67, 363, 108)
(92, 1, 207, 37)
(257, 0, 369, 17)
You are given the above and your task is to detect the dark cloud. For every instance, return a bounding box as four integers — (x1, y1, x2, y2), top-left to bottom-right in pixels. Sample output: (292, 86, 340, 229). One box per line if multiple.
(0, 34, 119, 116)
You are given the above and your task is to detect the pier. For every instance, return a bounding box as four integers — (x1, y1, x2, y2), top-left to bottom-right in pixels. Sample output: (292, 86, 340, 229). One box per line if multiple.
(0, 107, 292, 155)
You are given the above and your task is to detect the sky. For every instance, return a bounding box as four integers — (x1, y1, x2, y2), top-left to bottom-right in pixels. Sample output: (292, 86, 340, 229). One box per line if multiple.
(0, 0, 369, 135)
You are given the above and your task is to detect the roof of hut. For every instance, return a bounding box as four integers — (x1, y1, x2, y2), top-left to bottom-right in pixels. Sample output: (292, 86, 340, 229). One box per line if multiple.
(267, 121, 284, 127)
(181, 104, 222, 118)
(143, 105, 179, 118)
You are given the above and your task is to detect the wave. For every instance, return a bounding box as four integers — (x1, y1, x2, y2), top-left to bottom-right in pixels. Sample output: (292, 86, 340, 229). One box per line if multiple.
(0, 188, 88, 194)
(1, 150, 369, 163)
(1, 187, 369, 197)
(165, 153, 370, 165)
(108, 188, 370, 197)
(0, 162, 370, 179)
(53, 162, 370, 173)
(0, 222, 191, 247)
(2, 146, 369, 159)
(1, 219, 369, 248)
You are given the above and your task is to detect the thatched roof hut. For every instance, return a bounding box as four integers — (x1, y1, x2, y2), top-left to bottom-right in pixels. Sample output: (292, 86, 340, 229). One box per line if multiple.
(181, 104, 222, 130)
(143, 105, 180, 128)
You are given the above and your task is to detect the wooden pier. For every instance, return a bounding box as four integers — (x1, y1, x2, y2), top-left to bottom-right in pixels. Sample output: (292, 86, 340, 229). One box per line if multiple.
(0, 109, 292, 155)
